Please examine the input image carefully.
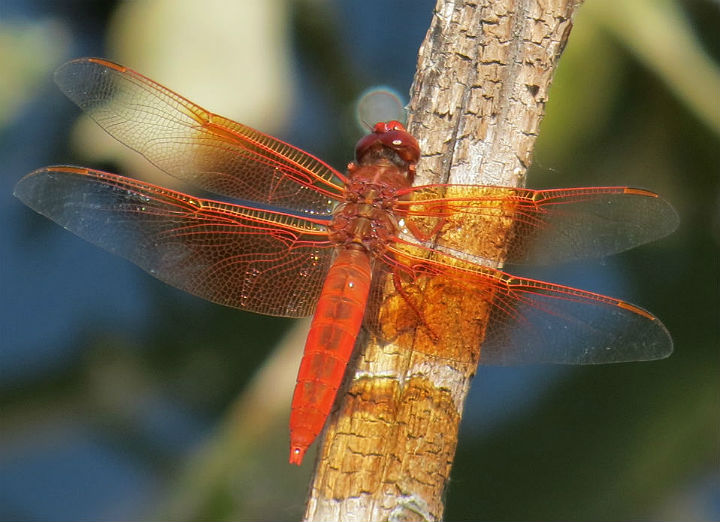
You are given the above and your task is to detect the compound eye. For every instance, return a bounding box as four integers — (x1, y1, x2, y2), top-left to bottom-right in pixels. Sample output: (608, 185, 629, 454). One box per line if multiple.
(372, 122, 388, 133)
(381, 130, 420, 163)
(355, 121, 420, 163)
(385, 120, 406, 132)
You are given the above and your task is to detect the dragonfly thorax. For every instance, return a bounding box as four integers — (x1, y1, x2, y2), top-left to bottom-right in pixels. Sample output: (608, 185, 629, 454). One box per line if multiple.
(329, 163, 408, 253)
(328, 200, 399, 253)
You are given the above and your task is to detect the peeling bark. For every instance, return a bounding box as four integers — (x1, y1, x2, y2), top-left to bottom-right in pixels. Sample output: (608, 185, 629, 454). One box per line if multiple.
(303, 1, 581, 520)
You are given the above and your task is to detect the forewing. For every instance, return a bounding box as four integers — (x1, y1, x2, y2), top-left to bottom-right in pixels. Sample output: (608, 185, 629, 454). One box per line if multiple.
(397, 185, 678, 265)
(15, 167, 334, 317)
(54, 58, 344, 214)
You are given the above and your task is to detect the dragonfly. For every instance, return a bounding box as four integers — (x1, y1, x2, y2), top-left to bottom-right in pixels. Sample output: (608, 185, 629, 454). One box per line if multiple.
(15, 58, 678, 465)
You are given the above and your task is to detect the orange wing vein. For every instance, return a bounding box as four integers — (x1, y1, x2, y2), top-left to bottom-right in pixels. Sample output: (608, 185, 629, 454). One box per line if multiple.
(54, 58, 345, 214)
(398, 185, 678, 265)
(366, 243, 672, 365)
(15, 166, 334, 317)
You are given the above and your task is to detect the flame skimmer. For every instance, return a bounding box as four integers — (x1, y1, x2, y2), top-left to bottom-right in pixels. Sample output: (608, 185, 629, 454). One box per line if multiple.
(15, 58, 678, 465)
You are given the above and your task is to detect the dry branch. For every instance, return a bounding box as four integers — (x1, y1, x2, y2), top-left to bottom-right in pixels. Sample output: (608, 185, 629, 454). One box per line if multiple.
(303, 1, 581, 520)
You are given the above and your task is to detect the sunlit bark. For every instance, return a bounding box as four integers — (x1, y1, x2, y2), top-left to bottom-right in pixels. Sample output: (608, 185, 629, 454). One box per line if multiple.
(304, 1, 583, 521)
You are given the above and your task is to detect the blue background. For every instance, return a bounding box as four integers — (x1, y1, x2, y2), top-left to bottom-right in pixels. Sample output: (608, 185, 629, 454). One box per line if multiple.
(1, 0, 718, 520)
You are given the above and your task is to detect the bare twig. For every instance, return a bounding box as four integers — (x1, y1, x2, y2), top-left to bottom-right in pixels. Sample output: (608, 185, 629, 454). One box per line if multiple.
(303, 1, 581, 521)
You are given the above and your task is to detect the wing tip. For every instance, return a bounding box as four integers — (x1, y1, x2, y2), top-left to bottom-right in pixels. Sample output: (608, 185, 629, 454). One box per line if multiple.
(624, 186, 680, 238)
(53, 57, 127, 102)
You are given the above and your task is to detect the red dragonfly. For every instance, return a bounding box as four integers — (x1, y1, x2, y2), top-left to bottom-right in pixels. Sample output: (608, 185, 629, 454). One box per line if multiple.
(15, 58, 678, 465)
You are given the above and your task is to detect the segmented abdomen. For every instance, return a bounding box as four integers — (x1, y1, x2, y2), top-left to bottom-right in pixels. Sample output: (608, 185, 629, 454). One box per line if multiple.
(289, 247, 372, 465)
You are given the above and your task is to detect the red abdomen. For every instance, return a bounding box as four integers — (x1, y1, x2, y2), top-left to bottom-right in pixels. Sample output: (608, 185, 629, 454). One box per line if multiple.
(289, 247, 372, 465)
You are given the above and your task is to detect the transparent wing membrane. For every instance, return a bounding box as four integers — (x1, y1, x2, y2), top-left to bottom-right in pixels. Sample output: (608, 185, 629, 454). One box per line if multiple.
(399, 185, 678, 265)
(15, 166, 334, 317)
(54, 58, 344, 214)
(370, 243, 672, 364)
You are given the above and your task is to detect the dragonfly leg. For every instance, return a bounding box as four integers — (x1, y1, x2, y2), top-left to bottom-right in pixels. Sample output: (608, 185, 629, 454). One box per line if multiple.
(392, 269, 440, 342)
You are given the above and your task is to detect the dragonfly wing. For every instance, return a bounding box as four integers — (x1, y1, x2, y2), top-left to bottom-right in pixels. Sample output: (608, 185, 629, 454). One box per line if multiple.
(54, 58, 344, 213)
(398, 185, 678, 265)
(15, 166, 334, 317)
(370, 243, 672, 364)
(478, 273, 672, 365)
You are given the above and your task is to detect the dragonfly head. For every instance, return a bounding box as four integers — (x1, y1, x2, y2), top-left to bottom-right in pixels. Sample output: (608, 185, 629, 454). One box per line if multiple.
(354, 121, 420, 174)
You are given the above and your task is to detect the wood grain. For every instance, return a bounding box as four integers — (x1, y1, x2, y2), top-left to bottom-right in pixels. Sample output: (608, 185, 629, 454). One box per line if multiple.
(304, 1, 582, 520)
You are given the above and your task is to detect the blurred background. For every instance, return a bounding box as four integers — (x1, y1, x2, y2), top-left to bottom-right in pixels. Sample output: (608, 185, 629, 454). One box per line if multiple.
(1, 0, 718, 520)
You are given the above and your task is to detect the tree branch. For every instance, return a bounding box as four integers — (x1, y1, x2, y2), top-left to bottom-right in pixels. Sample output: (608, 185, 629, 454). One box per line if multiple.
(303, 1, 581, 520)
